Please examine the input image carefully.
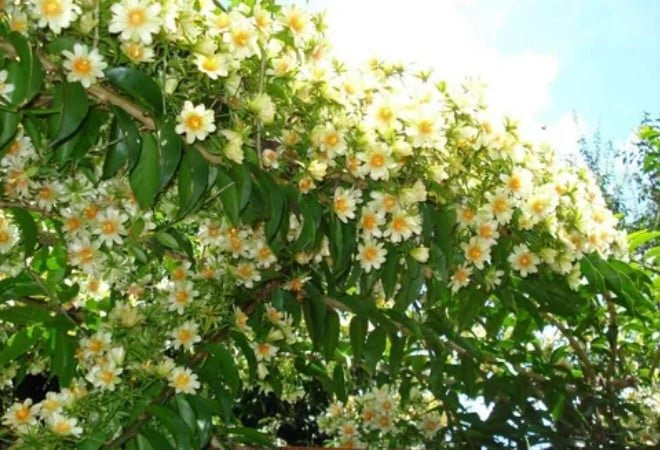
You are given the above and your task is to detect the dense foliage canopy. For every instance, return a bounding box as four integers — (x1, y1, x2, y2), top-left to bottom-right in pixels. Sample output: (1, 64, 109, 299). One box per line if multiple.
(0, 0, 657, 448)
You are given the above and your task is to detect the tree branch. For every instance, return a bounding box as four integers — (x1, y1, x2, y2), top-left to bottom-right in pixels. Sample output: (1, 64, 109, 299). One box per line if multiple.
(541, 312, 597, 383)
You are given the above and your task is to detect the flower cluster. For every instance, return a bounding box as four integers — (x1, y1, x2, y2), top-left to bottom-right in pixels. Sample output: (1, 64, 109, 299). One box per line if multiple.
(0, 0, 635, 447)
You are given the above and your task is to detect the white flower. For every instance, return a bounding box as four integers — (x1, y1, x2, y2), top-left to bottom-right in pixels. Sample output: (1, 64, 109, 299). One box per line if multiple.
(38, 392, 66, 418)
(94, 208, 128, 247)
(405, 108, 445, 147)
(311, 123, 346, 157)
(410, 246, 430, 263)
(357, 239, 387, 273)
(358, 206, 385, 238)
(383, 210, 422, 243)
(508, 244, 540, 277)
(109, 0, 162, 45)
(248, 93, 275, 124)
(34, 180, 64, 211)
(400, 179, 428, 206)
(170, 321, 202, 351)
(195, 53, 230, 79)
(176, 101, 216, 144)
(308, 159, 328, 181)
(501, 167, 533, 197)
(167, 281, 199, 314)
(357, 143, 394, 181)
(223, 16, 259, 60)
(121, 42, 155, 63)
(0, 69, 15, 101)
(31, 0, 80, 34)
(0, 221, 19, 254)
(281, 5, 312, 42)
(221, 129, 244, 164)
(333, 186, 362, 223)
(87, 364, 123, 391)
(80, 331, 112, 359)
(48, 413, 83, 437)
(168, 367, 200, 394)
(68, 237, 101, 271)
(420, 412, 447, 439)
(462, 236, 492, 270)
(450, 264, 472, 293)
(6, 7, 29, 36)
(369, 191, 399, 214)
(252, 341, 278, 362)
(2, 399, 39, 433)
(485, 189, 514, 225)
(62, 44, 107, 88)
(233, 262, 261, 288)
(474, 217, 500, 244)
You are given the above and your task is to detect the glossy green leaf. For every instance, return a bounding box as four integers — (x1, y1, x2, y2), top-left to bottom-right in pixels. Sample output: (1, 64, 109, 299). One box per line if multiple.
(130, 133, 160, 209)
(364, 327, 386, 372)
(322, 308, 340, 360)
(206, 343, 240, 394)
(103, 106, 142, 179)
(140, 428, 174, 450)
(227, 427, 275, 447)
(0, 306, 52, 324)
(0, 110, 20, 149)
(253, 170, 284, 242)
(0, 326, 41, 365)
(157, 120, 182, 190)
(50, 329, 76, 387)
(106, 66, 164, 116)
(10, 208, 37, 257)
(146, 405, 192, 450)
(229, 162, 252, 211)
(231, 330, 257, 382)
(215, 167, 240, 225)
(174, 396, 198, 449)
(349, 316, 368, 361)
(177, 147, 209, 218)
(7, 31, 43, 105)
(389, 333, 406, 376)
(333, 364, 346, 402)
(51, 82, 89, 146)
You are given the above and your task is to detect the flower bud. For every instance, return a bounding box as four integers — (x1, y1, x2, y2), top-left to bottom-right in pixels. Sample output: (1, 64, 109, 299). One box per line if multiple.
(410, 246, 429, 263)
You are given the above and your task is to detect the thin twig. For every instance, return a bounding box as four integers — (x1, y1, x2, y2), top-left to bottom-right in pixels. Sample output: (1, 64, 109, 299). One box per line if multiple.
(542, 312, 597, 383)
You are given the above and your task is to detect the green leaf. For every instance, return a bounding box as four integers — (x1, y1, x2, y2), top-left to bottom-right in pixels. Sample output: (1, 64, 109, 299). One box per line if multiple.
(10, 208, 37, 257)
(130, 133, 160, 209)
(215, 167, 240, 225)
(106, 66, 164, 116)
(293, 195, 322, 252)
(389, 333, 406, 376)
(227, 427, 275, 447)
(174, 396, 198, 449)
(146, 405, 192, 450)
(0, 306, 52, 324)
(50, 329, 76, 387)
(231, 331, 257, 382)
(349, 316, 368, 361)
(140, 428, 174, 450)
(7, 31, 43, 105)
(381, 251, 399, 300)
(302, 286, 327, 348)
(0, 326, 41, 365)
(103, 106, 142, 179)
(322, 309, 340, 360)
(157, 120, 182, 190)
(206, 343, 240, 394)
(155, 231, 180, 250)
(333, 365, 346, 402)
(628, 230, 660, 251)
(253, 170, 284, 242)
(177, 147, 209, 218)
(45, 37, 77, 54)
(229, 162, 252, 212)
(364, 327, 386, 372)
(0, 110, 20, 149)
(187, 396, 214, 448)
(51, 82, 89, 146)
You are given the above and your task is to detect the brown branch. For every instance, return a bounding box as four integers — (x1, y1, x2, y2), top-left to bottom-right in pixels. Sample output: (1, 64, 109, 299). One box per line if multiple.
(541, 312, 597, 383)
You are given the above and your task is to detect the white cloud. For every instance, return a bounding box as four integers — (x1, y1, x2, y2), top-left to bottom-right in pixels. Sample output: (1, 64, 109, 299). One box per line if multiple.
(304, 0, 559, 119)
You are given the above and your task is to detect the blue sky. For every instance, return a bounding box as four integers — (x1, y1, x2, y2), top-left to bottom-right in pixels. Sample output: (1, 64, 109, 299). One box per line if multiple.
(477, 0, 660, 144)
(302, 0, 660, 153)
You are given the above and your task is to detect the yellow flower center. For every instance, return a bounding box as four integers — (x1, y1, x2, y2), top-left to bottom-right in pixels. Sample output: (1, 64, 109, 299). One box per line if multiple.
(531, 200, 546, 214)
(288, 12, 305, 33)
(362, 410, 374, 421)
(493, 198, 508, 213)
(66, 217, 81, 232)
(175, 290, 190, 303)
(43, 399, 58, 411)
(172, 267, 186, 281)
(362, 214, 377, 230)
(7, 140, 20, 154)
(468, 246, 482, 260)
(78, 246, 93, 263)
(363, 247, 377, 262)
(178, 329, 192, 342)
(202, 56, 219, 72)
(255, 13, 269, 28)
(238, 265, 253, 278)
(100, 370, 115, 383)
(518, 254, 531, 267)
(186, 114, 203, 131)
(454, 269, 468, 283)
(126, 43, 144, 61)
(479, 225, 493, 239)
(15, 407, 30, 422)
(0, 230, 9, 244)
(370, 153, 385, 168)
(461, 208, 474, 221)
(216, 13, 230, 29)
(10, 18, 27, 33)
(325, 133, 339, 147)
(101, 220, 117, 235)
(508, 176, 521, 191)
(258, 343, 271, 356)
(88, 279, 100, 292)
(127, 8, 146, 27)
(174, 373, 190, 388)
(259, 247, 272, 259)
(334, 197, 347, 213)
(392, 217, 407, 232)
(425, 420, 438, 431)
(42, 0, 62, 17)
(379, 415, 389, 427)
(54, 421, 72, 434)
(383, 196, 396, 210)
(378, 106, 393, 122)
(418, 120, 433, 135)
(88, 339, 103, 353)
(232, 31, 249, 48)
(72, 57, 92, 76)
